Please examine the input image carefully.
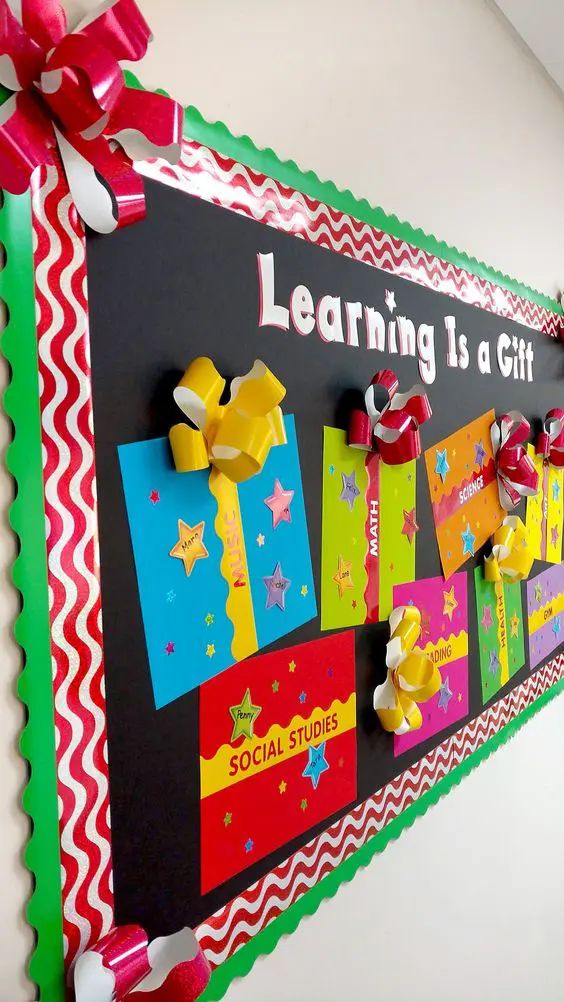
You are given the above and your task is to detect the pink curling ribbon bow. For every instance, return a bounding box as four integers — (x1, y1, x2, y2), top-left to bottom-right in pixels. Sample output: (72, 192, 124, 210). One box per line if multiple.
(536, 409, 564, 468)
(0, 0, 182, 233)
(490, 411, 539, 510)
(74, 925, 211, 1002)
(348, 369, 432, 464)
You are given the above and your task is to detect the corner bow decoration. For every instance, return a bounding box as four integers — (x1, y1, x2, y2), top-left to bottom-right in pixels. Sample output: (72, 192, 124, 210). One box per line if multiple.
(348, 369, 432, 464)
(373, 605, 442, 734)
(536, 409, 564, 468)
(169, 357, 287, 483)
(490, 411, 539, 510)
(74, 925, 211, 1002)
(484, 515, 534, 583)
(0, 0, 182, 233)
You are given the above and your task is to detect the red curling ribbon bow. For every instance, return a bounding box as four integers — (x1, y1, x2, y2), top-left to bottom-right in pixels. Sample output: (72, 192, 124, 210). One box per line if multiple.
(0, 0, 182, 233)
(536, 409, 564, 468)
(348, 369, 432, 464)
(73, 925, 211, 1002)
(490, 411, 539, 510)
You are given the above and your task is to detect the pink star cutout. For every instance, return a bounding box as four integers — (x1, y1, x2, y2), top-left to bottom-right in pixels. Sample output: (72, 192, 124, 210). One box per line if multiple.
(551, 525, 559, 548)
(149, 489, 160, 504)
(401, 507, 419, 544)
(264, 479, 294, 529)
(481, 605, 493, 631)
(165, 641, 175, 655)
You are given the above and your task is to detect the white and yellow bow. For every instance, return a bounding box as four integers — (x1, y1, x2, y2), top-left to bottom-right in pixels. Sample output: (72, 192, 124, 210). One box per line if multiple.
(373, 606, 442, 735)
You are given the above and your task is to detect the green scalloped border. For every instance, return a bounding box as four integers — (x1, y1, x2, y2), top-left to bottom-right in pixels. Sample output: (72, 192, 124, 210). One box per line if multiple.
(1, 190, 65, 1001)
(5, 81, 562, 1001)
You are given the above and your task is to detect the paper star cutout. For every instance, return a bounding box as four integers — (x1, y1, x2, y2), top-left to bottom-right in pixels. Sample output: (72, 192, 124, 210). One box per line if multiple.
(272, 679, 280, 693)
(535, 582, 543, 603)
(510, 612, 520, 638)
(351, 598, 357, 609)
(223, 812, 232, 827)
(333, 555, 354, 597)
(300, 798, 308, 812)
(552, 479, 561, 502)
(166, 589, 176, 603)
(244, 838, 254, 853)
(327, 667, 334, 678)
(474, 440, 486, 469)
(435, 449, 450, 482)
(401, 507, 419, 544)
(489, 650, 500, 675)
(300, 584, 308, 597)
(437, 676, 453, 712)
(288, 660, 296, 673)
(206, 643, 215, 658)
(205, 612, 214, 626)
(457, 692, 463, 703)
(551, 525, 560, 548)
(385, 289, 396, 313)
(264, 479, 294, 528)
(328, 464, 335, 475)
(553, 615, 561, 639)
(481, 604, 493, 631)
(256, 533, 265, 547)
(165, 641, 175, 655)
(302, 742, 330, 789)
(279, 780, 287, 794)
(420, 610, 432, 640)
(299, 691, 307, 704)
(169, 519, 209, 576)
(461, 524, 476, 556)
(339, 470, 360, 510)
(443, 585, 459, 621)
(149, 489, 160, 504)
(230, 688, 262, 741)
(264, 561, 291, 610)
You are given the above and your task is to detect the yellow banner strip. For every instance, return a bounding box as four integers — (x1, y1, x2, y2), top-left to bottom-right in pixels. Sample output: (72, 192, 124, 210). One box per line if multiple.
(200, 694, 356, 799)
(417, 631, 468, 668)
(528, 591, 564, 636)
(209, 468, 257, 662)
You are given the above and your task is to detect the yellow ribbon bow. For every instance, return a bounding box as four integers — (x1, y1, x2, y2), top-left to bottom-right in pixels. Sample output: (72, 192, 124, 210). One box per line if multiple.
(169, 357, 287, 483)
(373, 606, 442, 734)
(484, 515, 534, 582)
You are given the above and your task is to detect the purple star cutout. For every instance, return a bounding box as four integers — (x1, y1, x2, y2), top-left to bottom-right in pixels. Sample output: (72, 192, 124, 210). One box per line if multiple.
(438, 676, 453, 712)
(489, 650, 500, 675)
(339, 471, 360, 510)
(474, 441, 486, 468)
(263, 562, 291, 610)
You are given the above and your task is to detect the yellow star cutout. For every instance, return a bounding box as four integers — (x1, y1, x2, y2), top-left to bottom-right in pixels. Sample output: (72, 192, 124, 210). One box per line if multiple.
(288, 660, 296, 673)
(443, 585, 458, 621)
(457, 692, 463, 703)
(169, 519, 208, 576)
(257, 533, 265, 547)
(229, 688, 262, 741)
(510, 612, 520, 638)
(333, 555, 354, 598)
(206, 643, 215, 658)
(205, 612, 214, 626)
(279, 780, 287, 794)
(300, 584, 308, 597)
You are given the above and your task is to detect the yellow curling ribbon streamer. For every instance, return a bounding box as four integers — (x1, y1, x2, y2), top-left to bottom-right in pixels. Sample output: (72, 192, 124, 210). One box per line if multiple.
(484, 515, 534, 583)
(373, 605, 442, 734)
(169, 357, 287, 483)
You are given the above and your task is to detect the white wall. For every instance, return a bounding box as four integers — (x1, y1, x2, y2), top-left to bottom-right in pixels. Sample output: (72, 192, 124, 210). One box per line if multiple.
(1, 1, 563, 999)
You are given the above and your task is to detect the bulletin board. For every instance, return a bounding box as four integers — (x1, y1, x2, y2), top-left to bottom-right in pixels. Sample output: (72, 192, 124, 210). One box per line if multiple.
(5, 76, 564, 1000)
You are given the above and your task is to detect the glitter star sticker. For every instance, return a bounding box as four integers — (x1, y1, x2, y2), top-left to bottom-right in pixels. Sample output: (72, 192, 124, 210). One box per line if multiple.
(288, 660, 296, 673)
(165, 641, 175, 655)
(223, 812, 232, 827)
(230, 688, 262, 741)
(300, 798, 308, 811)
(244, 838, 254, 853)
(264, 562, 291, 610)
(481, 604, 493, 631)
(510, 612, 520, 638)
(264, 479, 294, 529)
(535, 582, 543, 604)
(256, 533, 265, 547)
(205, 612, 214, 626)
(461, 524, 476, 556)
(438, 677, 453, 712)
(384, 289, 396, 313)
(206, 643, 215, 658)
(420, 609, 432, 639)
(333, 555, 354, 597)
(401, 507, 419, 544)
(474, 440, 486, 469)
(302, 742, 330, 789)
(169, 519, 209, 576)
(435, 448, 450, 482)
(339, 471, 360, 510)
(443, 585, 458, 621)
(553, 480, 561, 502)
(149, 489, 160, 504)
(489, 650, 500, 675)
(272, 679, 280, 693)
(551, 525, 560, 548)
(300, 584, 308, 597)
(279, 780, 287, 794)
(553, 616, 562, 640)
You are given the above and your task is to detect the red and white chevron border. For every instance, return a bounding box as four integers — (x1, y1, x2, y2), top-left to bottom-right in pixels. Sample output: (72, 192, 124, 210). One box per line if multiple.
(28, 137, 564, 975)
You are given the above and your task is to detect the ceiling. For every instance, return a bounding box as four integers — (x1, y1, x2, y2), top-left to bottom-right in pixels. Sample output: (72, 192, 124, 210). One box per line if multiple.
(495, 0, 564, 94)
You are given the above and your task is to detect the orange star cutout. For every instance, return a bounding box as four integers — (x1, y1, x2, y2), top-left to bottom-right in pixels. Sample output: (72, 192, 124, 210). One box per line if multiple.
(510, 612, 520, 638)
(333, 555, 354, 598)
(442, 585, 458, 621)
(169, 519, 208, 576)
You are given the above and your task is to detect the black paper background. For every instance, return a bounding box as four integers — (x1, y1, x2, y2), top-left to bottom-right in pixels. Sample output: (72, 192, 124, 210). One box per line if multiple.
(85, 176, 564, 935)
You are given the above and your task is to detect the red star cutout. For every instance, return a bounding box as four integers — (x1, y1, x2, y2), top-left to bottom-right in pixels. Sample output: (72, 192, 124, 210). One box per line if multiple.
(165, 641, 175, 655)
(401, 507, 419, 544)
(149, 489, 160, 504)
(420, 609, 431, 640)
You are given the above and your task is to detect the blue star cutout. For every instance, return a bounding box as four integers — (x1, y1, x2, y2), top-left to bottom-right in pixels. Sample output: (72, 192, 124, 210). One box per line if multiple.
(489, 650, 500, 675)
(328, 464, 335, 475)
(437, 677, 453, 712)
(474, 440, 486, 468)
(299, 690, 307, 704)
(166, 589, 176, 603)
(461, 524, 476, 556)
(553, 480, 561, 502)
(339, 470, 360, 510)
(435, 448, 450, 482)
(553, 615, 561, 639)
(244, 838, 254, 853)
(302, 742, 330, 789)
